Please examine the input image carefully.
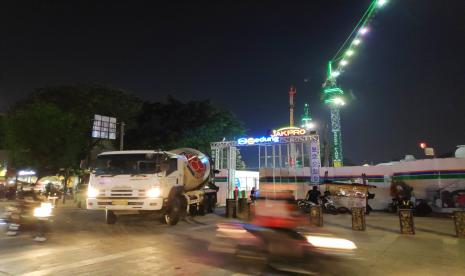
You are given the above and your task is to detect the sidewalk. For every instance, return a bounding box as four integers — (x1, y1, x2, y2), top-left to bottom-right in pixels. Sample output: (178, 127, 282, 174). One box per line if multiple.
(318, 212, 465, 275)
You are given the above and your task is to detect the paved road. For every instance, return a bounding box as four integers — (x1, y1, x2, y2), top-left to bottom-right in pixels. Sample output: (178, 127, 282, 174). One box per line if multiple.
(0, 201, 464, 275)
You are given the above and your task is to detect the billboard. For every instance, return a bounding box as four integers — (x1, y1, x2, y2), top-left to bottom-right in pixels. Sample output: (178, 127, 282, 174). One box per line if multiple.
(92, 114, 117, 139)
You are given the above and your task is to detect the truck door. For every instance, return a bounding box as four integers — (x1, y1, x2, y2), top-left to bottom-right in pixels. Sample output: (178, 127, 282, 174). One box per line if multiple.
(166, 158, 181, 187)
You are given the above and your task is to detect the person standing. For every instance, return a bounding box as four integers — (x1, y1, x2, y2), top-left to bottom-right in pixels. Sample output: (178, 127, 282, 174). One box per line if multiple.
(250, 187, 256, 202)
(306, 186, 321, 204)
(234, 186, 239, 200)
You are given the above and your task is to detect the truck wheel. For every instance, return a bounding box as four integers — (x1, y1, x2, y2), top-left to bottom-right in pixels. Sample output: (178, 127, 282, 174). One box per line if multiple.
(105, 210, 117, 224)
(165, 197, 181, 225)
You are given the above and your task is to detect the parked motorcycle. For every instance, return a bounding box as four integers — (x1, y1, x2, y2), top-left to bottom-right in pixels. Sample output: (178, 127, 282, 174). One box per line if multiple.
(297, 199, 318, 213)
(321, 195, 338, 215)
(298, 196, 339, 215)
(387, 198, 413, 213)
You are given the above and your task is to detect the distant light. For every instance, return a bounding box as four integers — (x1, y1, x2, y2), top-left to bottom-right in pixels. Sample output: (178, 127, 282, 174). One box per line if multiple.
(305, 122, 316, 130)
(419, 142, 427, 149)
(18, 170, 35, 176)
(333, 97, 345, 106)
(345, 50, 354, 57)
(377, 0, 388, 7)
(331, 71, 341, 77)
(359, 27, 369, 35)
(339, 60, 348, 66)
(353, 39, 361, 46)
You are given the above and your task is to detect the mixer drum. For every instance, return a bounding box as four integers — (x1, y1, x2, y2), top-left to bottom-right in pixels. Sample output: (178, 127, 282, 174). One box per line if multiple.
(169, 148, 211, 191)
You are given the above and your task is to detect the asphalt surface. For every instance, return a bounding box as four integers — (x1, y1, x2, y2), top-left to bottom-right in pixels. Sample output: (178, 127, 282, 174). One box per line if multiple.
(0, 201, 464, 275)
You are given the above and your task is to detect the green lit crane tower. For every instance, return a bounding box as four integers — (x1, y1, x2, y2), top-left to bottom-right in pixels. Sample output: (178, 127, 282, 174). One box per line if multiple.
(322, 0, 388, 167)
(322, 63, 345, 167)
(301, 103, 314, 131)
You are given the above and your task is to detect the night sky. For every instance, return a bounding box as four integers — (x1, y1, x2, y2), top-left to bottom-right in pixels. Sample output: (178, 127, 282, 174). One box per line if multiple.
(1, 0, 464, 165)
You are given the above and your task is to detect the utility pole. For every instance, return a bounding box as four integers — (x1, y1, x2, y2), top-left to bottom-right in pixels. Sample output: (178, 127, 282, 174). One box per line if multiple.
(120, 122, 125, 151)
(289, 86, 296, 127)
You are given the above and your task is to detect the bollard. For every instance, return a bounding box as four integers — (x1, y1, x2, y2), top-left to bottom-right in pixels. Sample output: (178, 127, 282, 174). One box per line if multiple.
(351, 207, 366, 231)
(226, 199, 237, 218)
(237, 198, 248, 220)
(399, 209, 415, 234)
(248, 202, 255, 220)
(453, 211, 465, 238)
(310, 205, 323, 227)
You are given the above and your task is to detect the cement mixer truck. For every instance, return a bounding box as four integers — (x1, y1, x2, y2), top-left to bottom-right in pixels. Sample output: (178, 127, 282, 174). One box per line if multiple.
(86, 148, 218, 225)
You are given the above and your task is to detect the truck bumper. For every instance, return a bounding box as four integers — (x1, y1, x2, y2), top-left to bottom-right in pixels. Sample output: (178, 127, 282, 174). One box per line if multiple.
(87, 198, 164, 211)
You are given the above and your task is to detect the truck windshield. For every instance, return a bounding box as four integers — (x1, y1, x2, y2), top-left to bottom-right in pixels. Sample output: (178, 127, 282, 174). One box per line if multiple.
(94, 153, 165, 176)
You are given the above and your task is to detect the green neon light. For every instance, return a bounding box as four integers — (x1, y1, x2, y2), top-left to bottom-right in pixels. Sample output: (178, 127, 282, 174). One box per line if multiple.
(323, 87, 344, 94)
(327, 61, 332, 79)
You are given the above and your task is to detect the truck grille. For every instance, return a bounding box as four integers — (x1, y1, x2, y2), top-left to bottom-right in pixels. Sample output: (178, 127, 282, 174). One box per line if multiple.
(111, 189, 134, 197)
(110, 189, 145, 197)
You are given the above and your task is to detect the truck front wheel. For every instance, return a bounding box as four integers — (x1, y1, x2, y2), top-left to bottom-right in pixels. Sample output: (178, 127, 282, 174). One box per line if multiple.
(105, 210, 117, 224)
(165, 196, 182, 225)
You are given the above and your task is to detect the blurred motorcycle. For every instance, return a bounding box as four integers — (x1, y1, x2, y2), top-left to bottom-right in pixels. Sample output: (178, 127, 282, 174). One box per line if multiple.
(4, 191, 53, 242)
(215, 221, 357, 273)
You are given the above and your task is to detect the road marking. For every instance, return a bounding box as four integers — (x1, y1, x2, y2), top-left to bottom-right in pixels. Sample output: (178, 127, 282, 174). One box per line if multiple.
(0, 245, 94, 264)
(190, 224, 216, 231)
(442, 238, 458, 245)
(22, 247, 156, 276)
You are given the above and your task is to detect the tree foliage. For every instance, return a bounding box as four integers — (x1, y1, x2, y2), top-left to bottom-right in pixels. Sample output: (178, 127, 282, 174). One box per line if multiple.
(5, 102, 86, 177)
(5, 84, 142, 176)
(126, 97, 244, 153)
(4, 85, 244, 177)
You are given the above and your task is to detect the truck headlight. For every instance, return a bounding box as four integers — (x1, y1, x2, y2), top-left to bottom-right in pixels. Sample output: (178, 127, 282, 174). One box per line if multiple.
(87, 187, 99, 198)
(306, 236, 357, 250)
(34, 202, 53, 218)
(147, 187, 161, 198)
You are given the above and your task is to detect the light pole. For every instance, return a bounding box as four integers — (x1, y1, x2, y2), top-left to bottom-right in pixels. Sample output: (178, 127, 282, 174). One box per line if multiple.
(119, 122, 125, 151)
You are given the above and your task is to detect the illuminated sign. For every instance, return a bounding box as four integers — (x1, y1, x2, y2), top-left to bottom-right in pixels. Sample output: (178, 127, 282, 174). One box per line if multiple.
(237, 136, 279, 145)
(271, 127, 306, 137)
(310, 136, 321, 183)
(18, 170, 36, 176)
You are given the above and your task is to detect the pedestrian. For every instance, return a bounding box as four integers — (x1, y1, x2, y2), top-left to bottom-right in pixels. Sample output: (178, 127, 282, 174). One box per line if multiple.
(234, 186, 239, 200)
(250, 187, 256, 202)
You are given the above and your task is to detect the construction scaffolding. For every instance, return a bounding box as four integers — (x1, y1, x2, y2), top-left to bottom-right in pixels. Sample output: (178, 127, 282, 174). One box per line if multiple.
(211, 134, 321, 198)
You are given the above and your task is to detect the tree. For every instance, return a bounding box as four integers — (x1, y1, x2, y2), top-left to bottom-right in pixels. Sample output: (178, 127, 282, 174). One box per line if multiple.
(126, 97, 244, 153)
(5, 84, 142, 202)
(5, 102, 86, 180)
(12, 84, 142, 163)
(235, 148, 246, 170)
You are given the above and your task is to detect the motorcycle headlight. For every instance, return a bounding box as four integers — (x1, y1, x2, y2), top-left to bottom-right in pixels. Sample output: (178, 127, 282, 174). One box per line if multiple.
(147, 187, 161, 198)
(306, 236, 357, 250)
(87, 187, 99, 198)
(34, 202, 53, 218)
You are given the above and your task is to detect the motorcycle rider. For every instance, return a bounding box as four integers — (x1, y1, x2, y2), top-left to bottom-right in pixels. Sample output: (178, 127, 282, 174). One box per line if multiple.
(249, 190, 307, 258)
